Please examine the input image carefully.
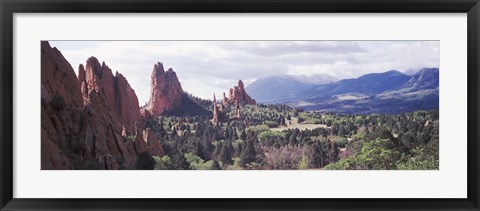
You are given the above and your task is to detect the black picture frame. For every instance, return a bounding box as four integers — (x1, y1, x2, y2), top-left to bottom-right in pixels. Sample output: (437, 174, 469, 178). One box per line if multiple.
(1, 0, 479, 210)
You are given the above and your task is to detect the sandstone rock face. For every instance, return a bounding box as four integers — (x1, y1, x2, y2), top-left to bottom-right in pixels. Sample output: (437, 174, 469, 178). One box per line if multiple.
(145, 63, 184, 116)
(41, 42, 83, 108)
(141, 108, 154, 126)
(41, 41, 163, 170)
(97, 154, 119, 170)
(41, 41, 84, 170)
(143, 128, 164, 157)
(222, 92, 228, 105)
(78, 64, 86, 86)
(78, 89, 138, 169)
(79, 57, 142, 134)
(227, 80, 256, 105)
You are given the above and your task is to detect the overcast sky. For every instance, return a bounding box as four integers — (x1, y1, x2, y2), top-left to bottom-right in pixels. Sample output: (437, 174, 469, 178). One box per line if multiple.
(49, 41, 439, 105)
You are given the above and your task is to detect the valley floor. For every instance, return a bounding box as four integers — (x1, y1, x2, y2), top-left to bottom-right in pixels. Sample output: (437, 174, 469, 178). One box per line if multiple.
(269, 117, 329, 132)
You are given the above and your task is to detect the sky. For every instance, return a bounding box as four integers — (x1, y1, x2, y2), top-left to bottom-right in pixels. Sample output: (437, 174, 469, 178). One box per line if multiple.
(49, 41, 439, 105)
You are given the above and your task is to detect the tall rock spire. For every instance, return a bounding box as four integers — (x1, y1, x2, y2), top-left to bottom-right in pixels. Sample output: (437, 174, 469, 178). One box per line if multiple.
(146, 62, 184, 116)
(213, 93, 219, 124)
(235, 100, 241, 118)
(81, 56, 141, 133)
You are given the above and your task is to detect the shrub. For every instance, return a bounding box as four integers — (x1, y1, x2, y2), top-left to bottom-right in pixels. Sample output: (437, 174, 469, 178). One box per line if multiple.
(330, 136, 349, 148)
(257, 130, 285, 142)
(303, 118, 321, 124)
(122, 135, 136, 143)
(184, 153, 205, 170)
(153, 155, 173, 170)
(263, 121, 279, 128)
(325, 138, 401, 170)
(297, 117, 305, 123)
(297, 154, 310, 169)
(240, 140, 257, 167)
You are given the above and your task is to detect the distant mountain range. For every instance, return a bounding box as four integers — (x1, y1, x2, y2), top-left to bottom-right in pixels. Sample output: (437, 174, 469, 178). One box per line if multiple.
(308, 70, 411, 96)
(246, 68, 439, 114)
(246, 74, 337, 102)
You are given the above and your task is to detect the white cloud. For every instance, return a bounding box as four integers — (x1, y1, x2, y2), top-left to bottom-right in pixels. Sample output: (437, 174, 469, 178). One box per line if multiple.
(49, 41, 439, 104)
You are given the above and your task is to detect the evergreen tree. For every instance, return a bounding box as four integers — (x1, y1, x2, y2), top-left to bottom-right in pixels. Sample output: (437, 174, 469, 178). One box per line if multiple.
(240, 129, 247, 140)
(218, 141, 233, 165)
(224, 128, 230, 140)
(311, 142, 323, 168)
(327, 141, 339, 164)
(202, 130, 209, 142)
(289, 133, 297, 146)
(194, 140, 206, 160)
(235, 142, 243, 157)
(171, 127, 178, 139)
(240, 139, 257, 167)
(211, 160, 221, 170)
(172, 153, 190, 170)
(202, 136, 213, 159)
(232, 129, 238, 140)
(213, 142, 223, 160)
(226, 139, 235, 154)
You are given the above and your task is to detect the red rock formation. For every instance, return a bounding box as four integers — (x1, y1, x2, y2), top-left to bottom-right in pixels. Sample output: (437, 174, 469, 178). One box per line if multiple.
(41, 41, 83, 170)
(41, 42, 83, 108)
(212, 80, 254, 123)
(145, 63, 184, 116)
(213, 94, 219, 123)
(227, 80, 256, 105)
(78, 64, 86, 85)
(140, 108, 154, 128)
(222, 92, 228, 105)
(79, 57, 142, 134)
(212, 94, 229, 124)
(213, 94, 219, 124)
(67, 83, 138, 169)
(116, 72, 143, 130)
(235, 100, 241, 119)
(143, 128, 164, 157)
(41, 41, 163, 170)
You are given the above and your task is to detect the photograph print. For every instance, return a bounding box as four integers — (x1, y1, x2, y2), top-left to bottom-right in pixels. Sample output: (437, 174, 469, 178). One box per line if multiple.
(41, 40, 439, 170)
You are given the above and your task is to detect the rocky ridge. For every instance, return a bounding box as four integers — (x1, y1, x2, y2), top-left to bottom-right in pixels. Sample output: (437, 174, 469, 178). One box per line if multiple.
(41, 41, 163, 170)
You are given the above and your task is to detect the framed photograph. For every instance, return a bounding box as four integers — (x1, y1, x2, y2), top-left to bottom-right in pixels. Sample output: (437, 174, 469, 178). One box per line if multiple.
(1, 0, 479, 210)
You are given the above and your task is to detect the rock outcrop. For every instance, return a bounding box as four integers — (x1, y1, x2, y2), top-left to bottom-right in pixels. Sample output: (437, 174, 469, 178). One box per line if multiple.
(143, 128, 164, 157)
(41, 42, 84, 108)
(78, 57, 142, 134)
(41, 41, 84, 169)
(212, 96, 243, 124)
(227, 80, 256, 105)
(41, 41, 163, 170)
(212, 80, 255, 124)
(145, 63, 184, 116)
(212, 94, 228, 124)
